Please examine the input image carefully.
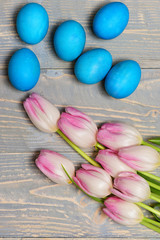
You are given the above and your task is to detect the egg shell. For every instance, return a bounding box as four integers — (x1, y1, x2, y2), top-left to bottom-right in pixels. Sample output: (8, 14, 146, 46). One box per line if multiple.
(93, 2, 129, 39)
(53, 20, 86, 61)
(105, 60, 141, 99)
(8, 48, 40, 91)
(74, 48, 112, 84)
(16, 3, 49, 44)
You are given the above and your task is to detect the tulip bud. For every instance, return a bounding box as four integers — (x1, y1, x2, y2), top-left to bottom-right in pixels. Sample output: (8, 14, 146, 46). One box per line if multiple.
(58, 107, 98, 148)
(95, 149, 135, 178)
(35, 149, 75, 184)
(103, 196, 144, 225)
(23, 93, 60, 133)
(111, 172, 151, 202)
(97, 122, 142, 151)
(118, 145, 160, 171)
(73, 164, 112, 198)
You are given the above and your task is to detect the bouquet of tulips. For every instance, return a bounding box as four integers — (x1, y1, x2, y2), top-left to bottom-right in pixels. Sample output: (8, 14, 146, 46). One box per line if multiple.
(24, 93, 160, 233)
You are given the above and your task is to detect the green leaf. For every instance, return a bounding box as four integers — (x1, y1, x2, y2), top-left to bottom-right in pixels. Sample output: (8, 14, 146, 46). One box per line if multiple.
(137, 171, 160, 182)
(153, 204, 160, 222)
(138, 172, 160, 189)
(150, 186, 160, 196)
(62, 165, 104, 204)
(149, 138, 160, 145)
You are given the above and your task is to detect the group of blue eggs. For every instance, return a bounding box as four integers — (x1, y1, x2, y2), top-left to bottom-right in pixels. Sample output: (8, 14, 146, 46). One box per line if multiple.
(8, 2, 141, 99)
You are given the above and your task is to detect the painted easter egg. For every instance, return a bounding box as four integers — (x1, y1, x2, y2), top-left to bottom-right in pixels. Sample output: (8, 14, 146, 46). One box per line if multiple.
(16, 3, 49, 44)
(8, 48, 40, 91)
(54, 20, 86, 61)
(105, 60, 141, 98)
(74, 48, 112, 84)
(93, 2, 129, 39)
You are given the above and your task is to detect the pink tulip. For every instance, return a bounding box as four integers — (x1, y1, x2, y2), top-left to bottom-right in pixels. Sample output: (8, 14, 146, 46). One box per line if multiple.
(95, 149, 135, 177)
(23, 93, 60, 133)
(35, 149, 75, 184)
(118, 145, 160, 171)
(111, 172, 151, 202)
(97, 122, 142, 151)
(103, 196, 144, 225)
(73, 164, 112, 198)
(58, 107, 98, 148)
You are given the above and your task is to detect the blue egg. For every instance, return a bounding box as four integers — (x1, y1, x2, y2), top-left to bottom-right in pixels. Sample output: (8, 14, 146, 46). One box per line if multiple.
(53, 20, 86, 61)
(74, 48, 112, 84)
(105, 60, 141, 99)
(16, 3, 49, 44)
(8, 48, 40, 91)
(93, 2, 129, 39)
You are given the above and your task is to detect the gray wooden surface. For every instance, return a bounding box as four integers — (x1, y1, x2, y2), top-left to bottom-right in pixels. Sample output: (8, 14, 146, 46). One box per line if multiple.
(0, 0, 160, 238)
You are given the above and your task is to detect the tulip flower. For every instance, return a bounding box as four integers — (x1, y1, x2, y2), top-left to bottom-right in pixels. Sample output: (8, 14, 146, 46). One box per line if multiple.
(95, 149, 135, 177)
(24, 94, 100, 167)
(58, 107, 98, 148)
(35, 149, 75, 184)
(111, 172, 151, 202)
(23, 93, 60, 133)
(73, 164, 112, 198)
(97, 122, 142, 151)
(118, 145, 160, 171)
(103, 196, 144, 225)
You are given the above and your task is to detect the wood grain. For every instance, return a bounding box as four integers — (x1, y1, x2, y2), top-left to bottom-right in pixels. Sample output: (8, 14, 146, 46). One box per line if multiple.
(0, 239, 159, 240)
(1, 0, 160, 238)
(0, 69, 160, 237)
(1, 0, 160, 70)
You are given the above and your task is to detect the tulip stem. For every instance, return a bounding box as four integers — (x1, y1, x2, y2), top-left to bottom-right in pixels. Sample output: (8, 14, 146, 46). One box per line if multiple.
(150, 193, 160, 203)
(150, 187, 160, 197)
(141, 219, 160, 233)
(137, 171, 160, 182)
(57, 129, 101, 168)
(143, 216, 160, 227)
(136, 202, 160, 216)
(138, 172, 160, 191)
(95, 142, 106, 150)
(142, 140, 160, 152)
(148, 180, 160, 191)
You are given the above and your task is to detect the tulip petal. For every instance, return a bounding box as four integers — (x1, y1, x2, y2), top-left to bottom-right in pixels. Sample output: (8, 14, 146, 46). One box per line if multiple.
(35, 156, 62, 183)
(73, 176, 92, 195)
(35, 149, 75, 184)
(66, 107, 98, 133)
(23, 93, 60, 133)
(29, 93, 45, 112)
(111, 188, 141, 202)
(97, 122, 142, 150)
(23, 98, 39, 119)
(103, 207, 124, 225)
(81, 164, 112, 183)
(116, 171, 143, 180)
(95, 149, 135, 177)
(66, 107, 91, 122)
(58, 107, 97, 148)
(74, 164, 112, 198)
(104, 196, 143, 225)
(58, 113, 97, 148)
(111, 171, 151, 202)
(118, 145, 160, 171)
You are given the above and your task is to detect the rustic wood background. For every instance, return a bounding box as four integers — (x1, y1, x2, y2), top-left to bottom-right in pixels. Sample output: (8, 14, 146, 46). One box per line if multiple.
(0, 0, 160, 238)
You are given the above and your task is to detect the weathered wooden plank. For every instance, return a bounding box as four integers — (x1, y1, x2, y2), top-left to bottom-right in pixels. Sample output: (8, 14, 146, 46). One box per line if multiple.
(1, 0, 160, 70)
(1, 68, 160, 153)
(0, 68, 160, 237)
(0, 239, 159, 240)
(20, 239, 160, 240)
(0, 171, 159, 238)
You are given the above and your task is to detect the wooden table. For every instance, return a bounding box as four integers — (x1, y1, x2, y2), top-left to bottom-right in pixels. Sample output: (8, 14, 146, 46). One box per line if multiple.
(0, 0, 160, 239)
